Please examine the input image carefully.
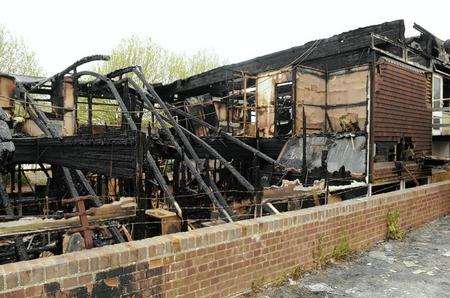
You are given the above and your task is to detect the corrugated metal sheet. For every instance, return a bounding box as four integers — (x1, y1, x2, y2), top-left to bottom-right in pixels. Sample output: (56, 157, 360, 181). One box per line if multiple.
(277, 135, 366, 174)
(373, 60, 432, 155)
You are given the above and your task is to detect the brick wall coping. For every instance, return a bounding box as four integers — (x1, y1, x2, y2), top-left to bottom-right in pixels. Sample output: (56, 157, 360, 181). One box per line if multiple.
(1, 180, 449, 293)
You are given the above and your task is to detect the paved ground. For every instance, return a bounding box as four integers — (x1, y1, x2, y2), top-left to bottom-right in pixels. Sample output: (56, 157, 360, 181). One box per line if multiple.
(257, 215, 450, 298)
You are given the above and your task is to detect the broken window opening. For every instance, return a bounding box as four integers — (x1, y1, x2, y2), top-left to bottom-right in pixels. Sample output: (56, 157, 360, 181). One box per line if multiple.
(443, 77, 450, 108)
(250, 109, 256, 124)
(29, 94, 52, 115)
(372, 34, 405, 59)
(375, 137, 415, 163)
(371, 33, 431, 69)
(242, 82, 256, 136)
(396, 137, 415, 161)
(275, 82, 293, 137)
(184, 94, 218, 136)
(371, 182, 400, 195)
(375, 141, 397, 162)
(406, 49, 430, 68)
(242, 87, 256, 126)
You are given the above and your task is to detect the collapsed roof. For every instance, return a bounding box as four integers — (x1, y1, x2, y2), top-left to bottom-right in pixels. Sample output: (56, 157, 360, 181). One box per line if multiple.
(156, 20, 406, 98)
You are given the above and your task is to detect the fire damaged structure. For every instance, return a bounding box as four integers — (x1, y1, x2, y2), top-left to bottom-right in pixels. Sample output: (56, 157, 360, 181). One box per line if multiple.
(0, 19, 449, 264)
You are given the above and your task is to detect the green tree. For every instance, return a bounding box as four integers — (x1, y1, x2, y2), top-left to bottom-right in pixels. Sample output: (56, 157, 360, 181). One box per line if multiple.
(165, 49, 222, 83)
(0, 24, 42, 76)
(96, 35, 222, 84)
(83, 36, 223, 125)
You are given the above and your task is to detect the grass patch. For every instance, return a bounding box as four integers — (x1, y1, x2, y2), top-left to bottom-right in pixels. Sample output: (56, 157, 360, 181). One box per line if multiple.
(387, 210, 406, 240)
(245, 265, 305, 296)
(289, 265, 303, 280)
(249, 277, 265, 296)
(314, 235, 329, 268)
(331, 237, 352, 261)
(273, 265, 305, 286)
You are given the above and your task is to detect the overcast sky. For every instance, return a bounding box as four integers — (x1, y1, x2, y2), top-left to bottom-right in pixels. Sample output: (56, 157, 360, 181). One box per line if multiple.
(1, 0, 449, 75)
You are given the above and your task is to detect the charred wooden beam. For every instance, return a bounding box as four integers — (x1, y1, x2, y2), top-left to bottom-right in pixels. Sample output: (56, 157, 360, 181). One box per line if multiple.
(12, 131, 141, 177)
(157, 112, 254, 192)
(188, 137, 285, 161)
(61, 167, 94, 248)
(74, 169, 126, 243)
(29, 55, 109, 92)
(124, 76, 234, 221)
(163, 102, 284, 167)
(0, 197, 136, 237)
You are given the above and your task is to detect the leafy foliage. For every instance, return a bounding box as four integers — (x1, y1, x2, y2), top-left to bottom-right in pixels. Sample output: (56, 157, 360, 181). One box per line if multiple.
(84, 36, 224, 125)
(0, 24, 42, 76)
(331, 237, 352, 260)
(387, 210, 406, 240)
(314, 235, 328, 268)
(96, 35, 223, 84)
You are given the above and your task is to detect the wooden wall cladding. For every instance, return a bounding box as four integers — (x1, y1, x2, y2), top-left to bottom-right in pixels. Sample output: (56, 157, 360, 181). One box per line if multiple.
(373, 59, 432, 155)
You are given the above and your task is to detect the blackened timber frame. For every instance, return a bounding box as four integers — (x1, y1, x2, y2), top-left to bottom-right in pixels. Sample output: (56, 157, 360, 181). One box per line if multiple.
(12, 131, 144, 178)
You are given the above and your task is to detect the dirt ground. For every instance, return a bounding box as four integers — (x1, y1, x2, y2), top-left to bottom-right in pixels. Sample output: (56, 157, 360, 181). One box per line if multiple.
(256, 215, 450, 298)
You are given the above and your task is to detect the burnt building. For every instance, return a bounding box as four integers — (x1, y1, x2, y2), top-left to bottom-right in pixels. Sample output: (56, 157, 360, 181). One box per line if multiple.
(157, 19, 450, 191)
(0, 19, 449, 264)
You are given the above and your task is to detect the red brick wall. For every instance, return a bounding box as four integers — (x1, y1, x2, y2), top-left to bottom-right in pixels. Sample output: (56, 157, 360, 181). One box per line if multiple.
(1, 181, 449, 297)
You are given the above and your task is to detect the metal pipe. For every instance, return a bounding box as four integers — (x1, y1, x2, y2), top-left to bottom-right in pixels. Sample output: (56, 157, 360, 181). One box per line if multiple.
(125, 77, 234, 221)
(145, 151, 183, 217)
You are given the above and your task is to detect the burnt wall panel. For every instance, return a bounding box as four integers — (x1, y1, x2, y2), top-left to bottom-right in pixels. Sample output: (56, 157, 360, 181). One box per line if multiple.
(295, 69, 326, 134)
(327, 67, 369, 132)
(256, 74, 275, 137)
(373, 59, 432, 155)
